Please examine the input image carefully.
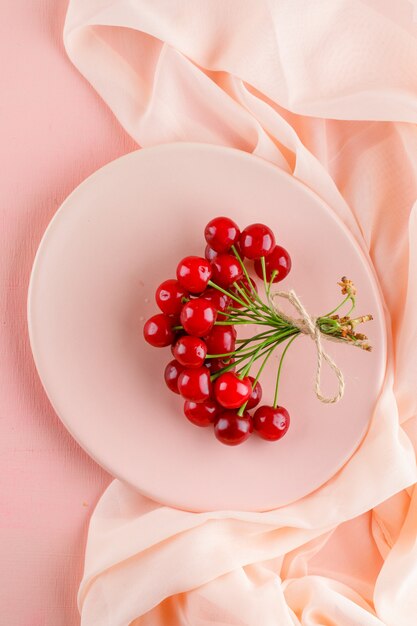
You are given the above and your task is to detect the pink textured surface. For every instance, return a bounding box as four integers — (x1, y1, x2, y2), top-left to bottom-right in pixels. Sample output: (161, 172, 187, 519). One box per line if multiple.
(0, 2, 136, 624)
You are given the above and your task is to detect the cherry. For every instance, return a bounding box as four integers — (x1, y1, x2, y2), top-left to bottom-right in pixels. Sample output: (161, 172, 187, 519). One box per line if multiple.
(201, 288, 231, 318)
(205, 325, 236, 356)
(230, 277, 258, 308)
(204, 216, 240, 253)
(176, 256, 212, 293)
(211, 254, 243, 288)
(184, 399, 220, 427)
(155, 279, 188, 316)
(254, 245, 291, 283)
(205, 245, 219, 262)
(253, 405, 290, 441)
(180, 299, 216, 337)
(205, 357, 236, 373)
(239, 223, 275, 259)
(164, 360, 185, 394)
(214, 410, 253, 445)
(178, 367, 212, 402)
(173, 336, 207, 368)
(246, 377, 263, 409)
(206, 243, 243, 263)
(214, 372, 252, 409)
(143, 314, 174, 347)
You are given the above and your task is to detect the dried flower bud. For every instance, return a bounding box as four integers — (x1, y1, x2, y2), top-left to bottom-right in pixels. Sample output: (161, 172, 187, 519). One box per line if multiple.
(353, 333, 368, 341)
(338, 277, 357, 297)
(350, 314, 373, 329)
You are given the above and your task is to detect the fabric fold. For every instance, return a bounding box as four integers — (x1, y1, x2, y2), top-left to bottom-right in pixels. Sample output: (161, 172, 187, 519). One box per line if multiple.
(63, 1, 417, 624)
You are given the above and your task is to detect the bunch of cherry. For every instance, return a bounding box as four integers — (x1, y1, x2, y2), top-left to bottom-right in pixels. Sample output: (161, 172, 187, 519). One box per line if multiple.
(143, 217, 292, 446)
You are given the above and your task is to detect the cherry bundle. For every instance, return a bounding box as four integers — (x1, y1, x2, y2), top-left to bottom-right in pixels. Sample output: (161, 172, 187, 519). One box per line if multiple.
(144, 217, 372, 446)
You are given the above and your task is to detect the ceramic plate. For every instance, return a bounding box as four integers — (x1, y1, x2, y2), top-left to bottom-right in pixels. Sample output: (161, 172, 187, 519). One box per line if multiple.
(28, 144, 386, 511)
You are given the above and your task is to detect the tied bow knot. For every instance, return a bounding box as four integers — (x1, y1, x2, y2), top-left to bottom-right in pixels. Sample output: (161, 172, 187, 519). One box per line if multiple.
(271, 290, 345, 404)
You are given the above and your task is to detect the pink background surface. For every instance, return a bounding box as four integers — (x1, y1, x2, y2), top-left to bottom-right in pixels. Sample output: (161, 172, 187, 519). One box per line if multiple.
(0, 2, 136, 624)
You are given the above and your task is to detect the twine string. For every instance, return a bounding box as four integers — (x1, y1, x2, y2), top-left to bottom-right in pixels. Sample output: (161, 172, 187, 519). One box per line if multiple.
(271, 290, 345, 404)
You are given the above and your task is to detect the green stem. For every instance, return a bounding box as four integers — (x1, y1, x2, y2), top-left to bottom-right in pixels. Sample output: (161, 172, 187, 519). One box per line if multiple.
(260, 256, 268, 295)
(253, 345, 276, 385)
(345, 300, 356, 317)
(231, 245, 255, 294)
(225, 306, 277, 324)
(206, 330, 283, 360)
(214, 319, 278, 326)
(324, 294, 352, 317)
(210, 329, 297, 382)
(237, 345, 276, 416)
(266, 271, 278, 299)
(239, 339, 270, 379)
(228, 289, 278, 325)
(232, 245, 266, 308)
(273, 334, 299, 408)
(235, 327, 282, 347)
(233, 328, 299, 377)
(207, 280, 246, 308)
(232, 282, 253, 307)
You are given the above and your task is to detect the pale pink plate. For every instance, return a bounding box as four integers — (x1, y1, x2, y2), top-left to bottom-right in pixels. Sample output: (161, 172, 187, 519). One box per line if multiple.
(28, 143, 386, 511)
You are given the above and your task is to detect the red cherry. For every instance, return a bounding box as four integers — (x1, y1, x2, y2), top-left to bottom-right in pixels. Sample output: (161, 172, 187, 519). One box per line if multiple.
(230, 277, 258, 308)
(155, 279, 188, 316)
(170, 332, 185, 358)
(176, 256, 212, 293)
(164, 360, 185, 394)
(214, 410, 253, 446)
(205, 325, 236, 356)
(246, 377, 263, 409)
(214, 372, 252, 409)
(143, 314, 174, 347)
(205, 357, 236, 373)
(173, 336, 207, 368)
(204, 216, 240, 253)
(201, 288, 231, 318)
(211, 254, 243, 288)
(184, 399, 220, 427)
(239, 223, 275, 259)
(178, 367, 212, 402)
(253, 405, 290, 441)
(206, 244, 244, 262)
(254, 245, 292, 283)
(180, 299, 216, 337)
(205, 245, 219, 262)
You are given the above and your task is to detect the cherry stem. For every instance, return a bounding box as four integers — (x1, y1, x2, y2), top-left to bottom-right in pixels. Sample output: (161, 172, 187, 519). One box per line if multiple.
(232, 245, 265, 308)
(207, 280, 246, 307)
(223, 306, 277, 324)
(215, 319, 276, 326)
(324, 294, 352, 318)
(345, 299, 356, 317)
(204, 273, 371, 400)
(253, 344, 276, 386)
(273, 334, 299, 408)
(231, 245, 253, 291)
(232, 282, 253, 307)
(239, 339, 270, 379)
(235, 328, 279, 345)
(209, 326, 300, 381)
(206, 329, 282, 359)
(260, 256, 268, 295)
(237, 344, 275, 416)
(267, 270, 278, 296)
